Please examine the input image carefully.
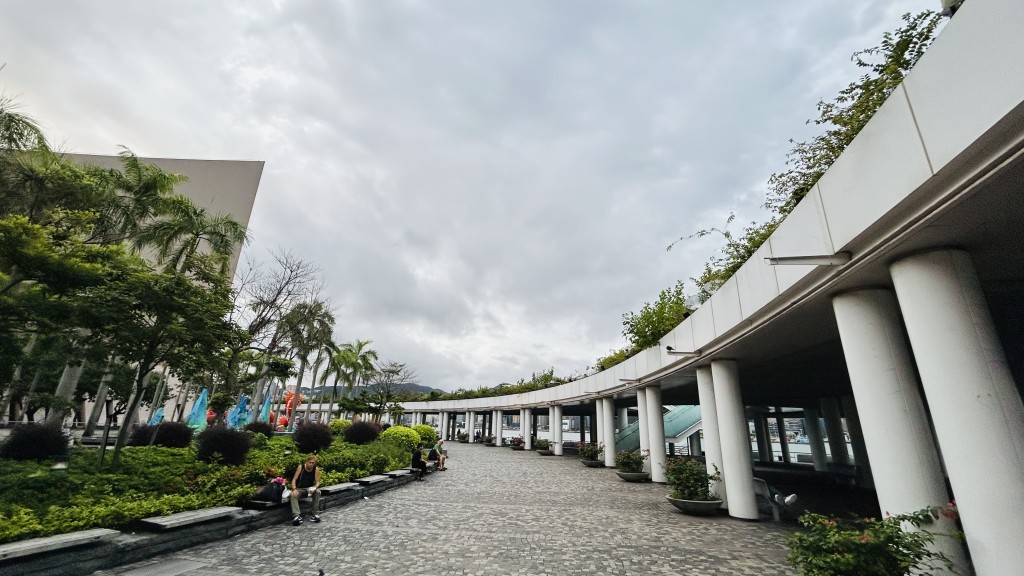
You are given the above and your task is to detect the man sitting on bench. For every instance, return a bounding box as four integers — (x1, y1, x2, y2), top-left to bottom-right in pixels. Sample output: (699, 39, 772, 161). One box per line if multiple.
(291, 455, 322, 525)
(411, 443, 428, 481)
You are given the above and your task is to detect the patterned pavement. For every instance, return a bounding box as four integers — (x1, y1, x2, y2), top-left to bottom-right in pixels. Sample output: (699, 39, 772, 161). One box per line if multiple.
(94, 444, 797, 576)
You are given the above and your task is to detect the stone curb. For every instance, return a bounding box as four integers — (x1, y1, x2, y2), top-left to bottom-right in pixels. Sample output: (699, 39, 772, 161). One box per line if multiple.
(0, 474, 416, 576)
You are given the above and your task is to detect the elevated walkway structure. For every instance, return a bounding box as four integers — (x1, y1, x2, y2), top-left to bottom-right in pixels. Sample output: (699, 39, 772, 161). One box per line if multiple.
(613, 405, 701, 454)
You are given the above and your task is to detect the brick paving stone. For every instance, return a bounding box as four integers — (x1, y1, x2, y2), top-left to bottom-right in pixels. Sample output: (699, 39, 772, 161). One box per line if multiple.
(95, 444, 797, 576)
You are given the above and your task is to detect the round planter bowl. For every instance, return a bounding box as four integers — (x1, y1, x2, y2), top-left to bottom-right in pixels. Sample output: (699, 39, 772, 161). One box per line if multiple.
(510, 445, 525, 451)
(615, 471, 650, 482)
(536, 449, 554, 456)
(483, 442, 496, 447)
(665, 496, 723, 515)
(581, 460, 605, 468)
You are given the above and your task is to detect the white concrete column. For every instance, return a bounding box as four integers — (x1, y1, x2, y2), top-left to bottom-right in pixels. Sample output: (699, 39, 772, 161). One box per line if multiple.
(635, 388, 651, 473)
(710, 360, 757, 520)
(833, 289, 968, 574)
(464, 411, 473, 442)
(820, 398, 850, 466)
(523, 408, 533, 449)
(551, 405, 563, 455)
(803, 407, 828, 471)
(595, 398, 605, 449)
(892, 250, 1024, 576)
(439, 412, 447, 440)
(602, 397, 616, 467)
(618, 406, 628, 432)
(518, 409, 525, 442)
(696, 366, 727, 504)
(644, 386, 667, 483)
(493, 410, 502, 445)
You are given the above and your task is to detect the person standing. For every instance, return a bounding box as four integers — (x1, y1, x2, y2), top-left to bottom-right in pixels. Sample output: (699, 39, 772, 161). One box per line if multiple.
(291, 455, 322, 525)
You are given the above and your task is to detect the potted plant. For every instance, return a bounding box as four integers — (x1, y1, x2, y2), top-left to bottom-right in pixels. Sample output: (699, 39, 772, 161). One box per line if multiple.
(613, 449, 649, 481)
(578, 442, 604, 467)
(456, 432, 469, 443)
(482, 434, 495, 446)
(509, 436, 525, 450)
(787, 504, 961, 576)
(664, 457, 722, 515)
(534, 439, 553, 455)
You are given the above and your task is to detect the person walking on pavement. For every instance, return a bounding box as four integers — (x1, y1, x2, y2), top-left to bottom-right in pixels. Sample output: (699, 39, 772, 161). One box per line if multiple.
(291, 454, 322, 525)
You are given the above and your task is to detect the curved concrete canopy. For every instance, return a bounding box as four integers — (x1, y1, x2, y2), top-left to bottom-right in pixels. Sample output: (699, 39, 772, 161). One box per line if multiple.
(404, 0, 1024, 414)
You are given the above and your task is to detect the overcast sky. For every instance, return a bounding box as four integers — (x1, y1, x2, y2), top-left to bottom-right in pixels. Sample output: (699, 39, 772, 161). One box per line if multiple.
(1, 1, 938, 391)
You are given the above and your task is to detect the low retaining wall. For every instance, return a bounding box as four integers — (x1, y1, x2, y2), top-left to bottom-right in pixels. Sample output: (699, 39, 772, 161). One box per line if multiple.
(0, 473, 419, 576)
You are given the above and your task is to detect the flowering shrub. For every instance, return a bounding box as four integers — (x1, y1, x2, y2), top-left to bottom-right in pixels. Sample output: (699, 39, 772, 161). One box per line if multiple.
(534, 438, 551, 450)
(787, 504, 961, 576)
(578, 442, 603, 461)
(664, 458, 719, 501)
(508, 436, 524, 447)
(613, 449, 647, 473)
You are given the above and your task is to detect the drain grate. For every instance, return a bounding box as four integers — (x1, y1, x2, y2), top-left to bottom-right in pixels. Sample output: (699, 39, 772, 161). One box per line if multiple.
(117, 558, 209, 576)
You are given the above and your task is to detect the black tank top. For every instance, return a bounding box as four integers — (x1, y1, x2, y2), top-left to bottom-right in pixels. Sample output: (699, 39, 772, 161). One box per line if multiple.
(297, 465, 316, 488)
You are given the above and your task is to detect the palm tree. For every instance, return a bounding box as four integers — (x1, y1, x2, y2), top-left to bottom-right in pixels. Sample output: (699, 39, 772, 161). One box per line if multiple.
(280, 299, 334, 431)
(132, 193, 248, 275)
(0, 94, 45, 151)
(325, 339, 378, 421)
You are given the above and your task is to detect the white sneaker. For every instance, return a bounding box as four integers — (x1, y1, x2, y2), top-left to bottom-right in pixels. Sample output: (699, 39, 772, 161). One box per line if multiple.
(784, 494, 798, 506)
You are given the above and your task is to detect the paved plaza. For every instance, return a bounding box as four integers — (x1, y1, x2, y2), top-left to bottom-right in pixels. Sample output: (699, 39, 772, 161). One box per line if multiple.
(95, 445, 796, 576)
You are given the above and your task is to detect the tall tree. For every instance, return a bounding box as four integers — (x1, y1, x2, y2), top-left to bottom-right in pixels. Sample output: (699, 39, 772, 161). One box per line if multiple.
(131, 193, 248, 275)
(279, 299, 334, 430)
(365, 361, 416, 423)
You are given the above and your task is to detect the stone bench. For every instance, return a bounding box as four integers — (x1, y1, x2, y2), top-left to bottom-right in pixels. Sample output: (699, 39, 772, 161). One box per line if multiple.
(383, 469, 411, 478)
(138, 506, 241, 531)
(0, 528, 119, 561)
(354, 474, 389, 485)
(320, 482, 360, 495)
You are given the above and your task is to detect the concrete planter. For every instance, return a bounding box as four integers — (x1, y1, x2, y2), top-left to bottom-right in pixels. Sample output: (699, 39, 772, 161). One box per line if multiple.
(536, 449, 554, 456)
(581, 460, 604, 468)
(510, 445, 525, 451)
(665, 496, 723, 515)
(615, 471, 650, 482)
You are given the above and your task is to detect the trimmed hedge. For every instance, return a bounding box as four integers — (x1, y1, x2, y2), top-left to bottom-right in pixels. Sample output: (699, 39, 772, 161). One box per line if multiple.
(292, 422, 332, 454)
(243, 421, 274, 438)
(196, 427, 252, 465)
(412, 424, 437, 446)
(129, 422, 194, 448)
(343, 421, 380, 445)
(379, 426, 421, 452)
(328, 419, 352, 436)
(0, 423, 69, 461)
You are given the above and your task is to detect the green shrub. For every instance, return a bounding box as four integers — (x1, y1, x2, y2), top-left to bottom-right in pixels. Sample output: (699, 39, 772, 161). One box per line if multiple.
(0, 423, 69, 461)
(412, 424, 437, 446)
(196, 427, 252, 465)
(534, 438, 551, 450)
(379, 426, 421, 452)
(578, 442, 602, 461)
(292, 422, 333, 453)
(243, 421, 274, 438)
(329, 419, 352, 436)
(665, 458, 719, 501)
(343, 421, 380, 445)
(614, 449, 647, 473)
(129, 422, 194, 448)
(787, 505, 960, 576)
